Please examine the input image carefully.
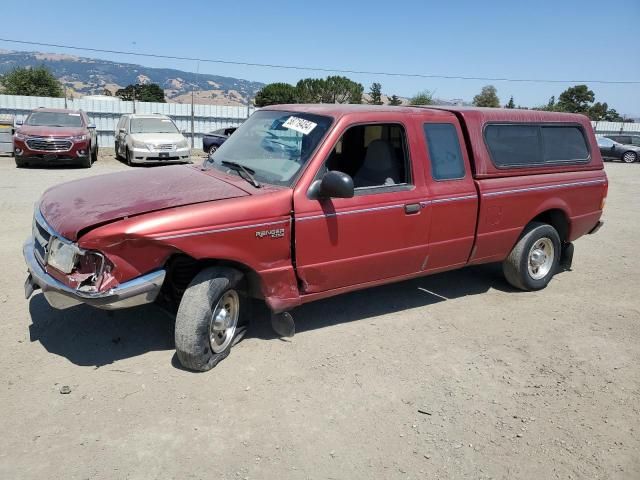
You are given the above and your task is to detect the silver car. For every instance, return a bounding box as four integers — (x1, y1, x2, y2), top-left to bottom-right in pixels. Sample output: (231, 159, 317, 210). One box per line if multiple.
(114, 114, 190, 165)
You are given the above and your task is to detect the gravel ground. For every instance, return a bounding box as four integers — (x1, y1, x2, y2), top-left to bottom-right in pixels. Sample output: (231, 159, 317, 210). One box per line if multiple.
(0, 151, 638, 479)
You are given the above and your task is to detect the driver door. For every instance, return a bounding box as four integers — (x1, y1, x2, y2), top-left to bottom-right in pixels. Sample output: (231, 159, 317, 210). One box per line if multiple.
(293, 120, 431, 294)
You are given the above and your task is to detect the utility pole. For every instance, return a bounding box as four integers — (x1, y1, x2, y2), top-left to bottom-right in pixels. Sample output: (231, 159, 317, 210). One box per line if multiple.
(133, 83, 136, 114)
(190, 61, 200, 149)
(64, 85, 68, 109)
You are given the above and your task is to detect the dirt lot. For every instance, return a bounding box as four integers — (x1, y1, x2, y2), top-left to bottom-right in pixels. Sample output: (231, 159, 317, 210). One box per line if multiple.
(0, 151, 638, 479)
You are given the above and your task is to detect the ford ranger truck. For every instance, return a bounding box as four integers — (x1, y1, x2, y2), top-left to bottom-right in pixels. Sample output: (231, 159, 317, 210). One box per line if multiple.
(23, 105, 607, 371)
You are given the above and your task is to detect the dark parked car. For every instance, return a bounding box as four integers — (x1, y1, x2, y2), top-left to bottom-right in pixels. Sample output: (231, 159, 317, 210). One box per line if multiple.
(604, 134, 640, 148)
(597, 136, 640, 163)
(202, 127, 236, 154)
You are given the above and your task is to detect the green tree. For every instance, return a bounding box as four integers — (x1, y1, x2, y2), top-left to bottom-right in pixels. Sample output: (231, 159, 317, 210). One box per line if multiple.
(556, 85, 594, 114)
(410, 90, 434, 105)
(0, 66, 63, 97)
(254, 82, 297, 107)
(505, 96, 515, 109)
(295, 76, 363, 104)
(388, 94, 402, 106)
(295, 78, 325, 103)
(115, 83, 166, 102)
(368, 82, 383, 105)
(588, 102, 623, 122)
(323, 76, 363, 104)
(473, 85, 500, 108)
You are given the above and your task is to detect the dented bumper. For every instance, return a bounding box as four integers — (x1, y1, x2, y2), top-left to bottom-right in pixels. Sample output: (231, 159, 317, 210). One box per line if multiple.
(23, 238, 166, 310)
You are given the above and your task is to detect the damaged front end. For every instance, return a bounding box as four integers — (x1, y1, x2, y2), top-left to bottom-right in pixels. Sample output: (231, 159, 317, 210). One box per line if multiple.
(24, 208, 165, 310)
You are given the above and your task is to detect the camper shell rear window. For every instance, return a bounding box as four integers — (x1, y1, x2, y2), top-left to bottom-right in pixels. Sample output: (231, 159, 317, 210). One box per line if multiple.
(484, 123, 590, 168)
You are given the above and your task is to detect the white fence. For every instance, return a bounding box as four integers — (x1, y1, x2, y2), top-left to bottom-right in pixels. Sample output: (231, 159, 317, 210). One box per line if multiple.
(0, 94, 255, 150)
(1, 94, 638, 149)
(591, 121, 640, 136)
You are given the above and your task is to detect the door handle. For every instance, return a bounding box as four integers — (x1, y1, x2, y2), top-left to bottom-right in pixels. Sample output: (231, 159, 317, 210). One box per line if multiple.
(404, 203, 421, 214)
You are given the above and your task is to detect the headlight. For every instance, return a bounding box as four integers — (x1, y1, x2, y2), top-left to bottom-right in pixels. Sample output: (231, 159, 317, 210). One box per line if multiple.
(14, 132, 26, 141)
(132, 139, 149, 149)
(177, 139, 188, 148)
(47, 238, 80, 274)
(72, 134, 88, 141)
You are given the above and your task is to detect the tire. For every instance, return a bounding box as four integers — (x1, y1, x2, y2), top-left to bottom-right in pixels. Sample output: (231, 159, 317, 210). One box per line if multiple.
(502, 222, 561, 291)
(114, 142, 121, 160)
(126, 147, 133, 166)
(92, 143, 99, 163)
(175, 266, 250, 372)
(80, 153, 92, 168)
(622, 151, 637, 163)
(208, 145, 218, 155)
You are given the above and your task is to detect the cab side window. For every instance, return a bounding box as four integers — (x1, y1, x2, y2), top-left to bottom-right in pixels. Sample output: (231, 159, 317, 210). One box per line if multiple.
(326, 123, 410, 190)
(423, 123, 466, 180)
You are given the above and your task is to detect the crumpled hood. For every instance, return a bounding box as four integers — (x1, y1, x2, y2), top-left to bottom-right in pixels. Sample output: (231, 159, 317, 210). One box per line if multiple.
(18, 125, 87, 137)
(39, 165, 249, 240)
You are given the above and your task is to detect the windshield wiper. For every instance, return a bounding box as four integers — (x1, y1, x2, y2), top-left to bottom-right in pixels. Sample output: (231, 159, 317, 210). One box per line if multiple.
(221, 161, 262, 188)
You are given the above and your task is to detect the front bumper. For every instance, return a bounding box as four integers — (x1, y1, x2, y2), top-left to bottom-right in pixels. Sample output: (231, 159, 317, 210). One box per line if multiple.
(23, 238, 165, 310)
(14, 138, 90, 163)
(131, 146, 191, 163)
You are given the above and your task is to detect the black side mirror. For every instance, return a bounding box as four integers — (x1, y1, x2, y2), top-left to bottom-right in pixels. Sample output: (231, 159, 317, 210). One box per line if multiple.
(309, 170, 354, 199)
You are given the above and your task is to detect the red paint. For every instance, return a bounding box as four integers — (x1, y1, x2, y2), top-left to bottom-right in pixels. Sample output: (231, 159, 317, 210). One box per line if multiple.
(13, 109, 94, 162)
(36, 105, 606, 311)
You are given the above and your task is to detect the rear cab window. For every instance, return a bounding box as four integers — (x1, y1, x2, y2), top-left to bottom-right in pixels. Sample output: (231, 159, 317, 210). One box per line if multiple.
(423, 123, 466, 180)
(485, 124, 590, 168)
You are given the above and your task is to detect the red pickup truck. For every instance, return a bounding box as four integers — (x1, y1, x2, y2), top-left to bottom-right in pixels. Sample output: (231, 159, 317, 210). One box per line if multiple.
(23, 105, 607, 371)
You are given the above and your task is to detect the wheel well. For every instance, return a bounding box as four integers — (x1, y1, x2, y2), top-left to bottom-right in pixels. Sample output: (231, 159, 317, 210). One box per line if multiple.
(160, 254, 263, 310)
(530, 209, 570, 242)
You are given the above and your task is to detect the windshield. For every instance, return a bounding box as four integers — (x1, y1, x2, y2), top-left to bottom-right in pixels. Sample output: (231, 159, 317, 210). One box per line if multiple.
(26, 111, 83, 127)
(203, 110, 333, 186)
(131, 117, 179, 134)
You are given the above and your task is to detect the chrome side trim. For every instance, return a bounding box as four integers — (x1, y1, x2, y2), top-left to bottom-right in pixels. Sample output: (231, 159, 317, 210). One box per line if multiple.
(483, 179, 605, 198)
(431, 194, 478, 204)
(155, 219, 290, 241)
(296, 203, 404, 222)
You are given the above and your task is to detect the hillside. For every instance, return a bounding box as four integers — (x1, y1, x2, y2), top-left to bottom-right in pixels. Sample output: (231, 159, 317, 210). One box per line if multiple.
(0, 50, 264, 105)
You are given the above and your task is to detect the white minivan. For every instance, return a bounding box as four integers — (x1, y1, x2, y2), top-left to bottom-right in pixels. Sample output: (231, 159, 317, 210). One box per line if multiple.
(115, 114, 190, 165)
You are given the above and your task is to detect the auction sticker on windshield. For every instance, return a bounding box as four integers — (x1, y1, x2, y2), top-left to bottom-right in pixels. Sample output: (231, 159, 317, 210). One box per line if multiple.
(282, 116, 317, 135)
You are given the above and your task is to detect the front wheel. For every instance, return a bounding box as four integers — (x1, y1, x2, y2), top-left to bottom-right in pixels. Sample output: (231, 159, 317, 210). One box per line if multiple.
(175, 267, 250, 371)
(126, 147, 133, 166)
(502, 222, 561, 291)
(622, 151, 637, 163)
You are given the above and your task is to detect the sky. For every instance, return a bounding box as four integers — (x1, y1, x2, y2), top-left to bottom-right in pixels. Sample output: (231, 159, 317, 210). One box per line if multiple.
(1, 0, 639, 116)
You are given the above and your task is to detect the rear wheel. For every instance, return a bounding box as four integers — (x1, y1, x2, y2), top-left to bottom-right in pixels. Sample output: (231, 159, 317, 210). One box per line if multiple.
(175, 267, 250, 371)
(622, 151, 637, 163)
(503, 222, 561, 291)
